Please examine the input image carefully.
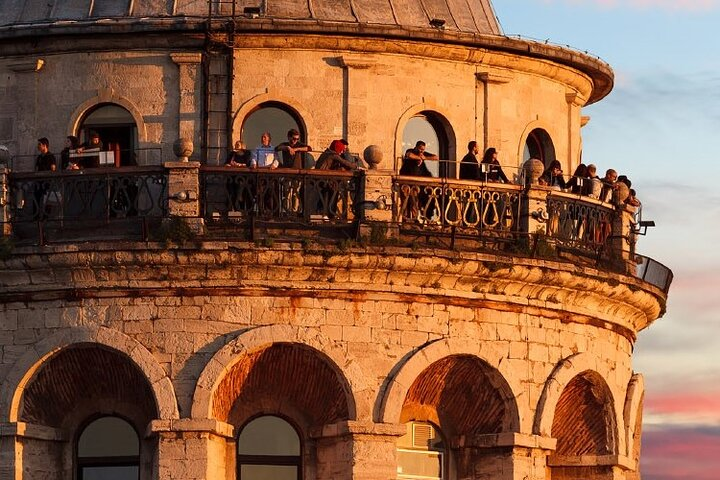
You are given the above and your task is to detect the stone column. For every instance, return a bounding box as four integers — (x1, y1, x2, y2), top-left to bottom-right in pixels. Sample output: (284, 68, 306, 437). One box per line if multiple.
(475, 72, 512, 153)
(170, 54, 203, 155)
(358, 146, 397, 241)
(453, 433, 556, 480)
(0, 422, 67, 480)
(565, 92, 586, 169)
(7, 60, 44, 166)
(313, 421, 405, 480)
(164, 160, 204, 234)
(339, 55, 376, 154)
(150, 419, 234, 480)
(609, 183, 635, 274)
(520, 160, 551, 248)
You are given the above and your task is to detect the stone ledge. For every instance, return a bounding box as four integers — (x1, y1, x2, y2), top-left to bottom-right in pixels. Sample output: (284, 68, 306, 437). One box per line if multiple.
(453, 432, 556, 450)
(0, 421, 67, 441)
(310, 421, 406, 439)
(148, 418, 234, 439)
(547, 453, 634, 470)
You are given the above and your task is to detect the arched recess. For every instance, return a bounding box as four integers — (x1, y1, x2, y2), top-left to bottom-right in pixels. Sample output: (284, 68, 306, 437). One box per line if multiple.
(550, 370, 617, 456)
(378, 338, 521, 432)
(517, 121, 557, 169)
(623, 374, 644, 464)
(233, 93, 313, 149)
(0, 326, 178, 424)
(68, 90, 148, 144)
(395, 103, 457, 177)
(192, 325, 365, 422)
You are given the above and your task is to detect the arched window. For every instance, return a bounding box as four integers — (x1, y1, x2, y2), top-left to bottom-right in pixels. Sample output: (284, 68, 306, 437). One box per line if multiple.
(397, 421, 446, 480)
(237, 415, 301, 480)
(79, 103, 138, 166)
(241, 102, 305, 151)
(401, 111, 454, 178)
(522, 128, 556, 168)
(76, 416, 140, 480)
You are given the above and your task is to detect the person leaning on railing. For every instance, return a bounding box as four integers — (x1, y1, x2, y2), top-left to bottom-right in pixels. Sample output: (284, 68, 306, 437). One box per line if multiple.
(275, 129, 312, 169)
(250, 132, 279, 170)
(314, 140, 359, 171)
(480, 147, 510, 183)
(60, 135, 80, 170)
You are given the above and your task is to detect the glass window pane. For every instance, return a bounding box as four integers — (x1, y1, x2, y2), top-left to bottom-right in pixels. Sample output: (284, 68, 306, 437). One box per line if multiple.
(82, 465, 139, 480)
(402, 116, 440, 177)
(78, 417, 139, 458)
(240, 464, 298, 480)
(83, 105, 134, 125)
(242, 107, 300, 150)
(238, 416, 300, 456)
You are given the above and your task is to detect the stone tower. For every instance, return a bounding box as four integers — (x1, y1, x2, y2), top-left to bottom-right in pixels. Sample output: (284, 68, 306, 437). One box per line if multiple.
(0, 1, 670, 479)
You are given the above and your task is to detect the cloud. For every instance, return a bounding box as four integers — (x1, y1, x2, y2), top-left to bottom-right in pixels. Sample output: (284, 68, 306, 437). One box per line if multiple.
(642, 425, 720, 479)
(644, 390, 720, 426)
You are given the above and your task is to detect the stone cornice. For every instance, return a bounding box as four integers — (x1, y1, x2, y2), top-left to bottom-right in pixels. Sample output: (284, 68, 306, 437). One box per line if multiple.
(0, 243, 667, 340)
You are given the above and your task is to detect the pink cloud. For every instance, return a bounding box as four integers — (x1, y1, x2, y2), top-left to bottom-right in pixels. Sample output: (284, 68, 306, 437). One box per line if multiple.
(646, 391, 720, 415)
(642, 426, 720, 479)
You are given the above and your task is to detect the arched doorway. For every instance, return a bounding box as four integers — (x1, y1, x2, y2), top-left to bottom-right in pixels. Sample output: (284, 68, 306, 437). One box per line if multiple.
(79, 103, 138, 166)
(76, 416, 140, 480)
(401, 111, 455, 178)
(240, 102, 306, 151)
(523, 128, 556, 168)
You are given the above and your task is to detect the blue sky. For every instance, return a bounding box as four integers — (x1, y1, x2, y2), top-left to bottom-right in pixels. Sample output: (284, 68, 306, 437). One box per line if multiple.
(493, 1, 720, 478)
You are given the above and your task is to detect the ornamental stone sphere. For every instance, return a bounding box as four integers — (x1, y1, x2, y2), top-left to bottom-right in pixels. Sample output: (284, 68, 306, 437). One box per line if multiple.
(523, 158, 545, 185)
(173, 138, 193, 162)
(614, 182, 630, 205)
(363, 145, 383, 170)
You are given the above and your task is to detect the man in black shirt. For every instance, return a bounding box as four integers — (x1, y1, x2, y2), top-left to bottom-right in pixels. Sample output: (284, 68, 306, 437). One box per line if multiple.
(275, 129, 312, 169)
(400, 140, 435, 177)
(35, 137, 56, 172)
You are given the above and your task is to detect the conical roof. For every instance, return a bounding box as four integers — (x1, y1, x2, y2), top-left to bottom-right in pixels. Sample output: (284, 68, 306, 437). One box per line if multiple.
(0, 0, 501, 35)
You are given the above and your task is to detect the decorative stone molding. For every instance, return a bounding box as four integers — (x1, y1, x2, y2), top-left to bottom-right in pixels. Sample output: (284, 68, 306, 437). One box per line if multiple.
(547, 453, 634, 470)
(7, 59, 44, 73)
(452, 432, 557, 451)
(170, 53, 202, 65)
(148, 418, 235, 439)
(310, 420, 406, 439)
(475, 71, 513, 84)
(0, 421, 66, 441)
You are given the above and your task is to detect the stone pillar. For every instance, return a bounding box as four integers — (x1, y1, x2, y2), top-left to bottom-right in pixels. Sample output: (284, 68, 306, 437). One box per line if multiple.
(453, 433, 555, 480)
(313, 421, 405, 480)
(0, 422, 67, 480)
(339, 55, 376, 155)
(475, 72, 512, 153)
(150, 419, 234, 480)
(164, 160, 203, 234)
(565, 92, 586, 170)
(170, 54, 203, 155)
(609, 184, 635, 273)
(358, 146, 397, 241)
(7, 60, 44, 166)
(520, 160, 551, 247)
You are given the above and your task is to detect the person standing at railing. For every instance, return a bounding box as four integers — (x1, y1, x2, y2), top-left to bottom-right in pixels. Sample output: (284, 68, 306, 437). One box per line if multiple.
(60, 135, 80, 170)
(399, 141, 436, 222)
(459, 141, 482, 180)
(226, 141, 251, 167)
(33, 138, 58, 220)
(566, 163, 589, 195)
(480, 147, 510, 183)
(400, 141, 435, 177)
(275, 129, 312, 169)
(251, 132, 279, 169)
(315, 140, 358, 171)
(586, 164, 603, 198)
(540, 160, 567, 190)
(35, 137, 56, 172)
(599, 168, 618, 202)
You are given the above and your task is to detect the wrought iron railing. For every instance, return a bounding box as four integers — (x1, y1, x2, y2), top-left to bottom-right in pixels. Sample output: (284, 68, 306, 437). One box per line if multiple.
(394, 177, 522, 246)
(546, 192, 615, 258)
(201, 167, 364, 231)
(7, 167, 167, 244)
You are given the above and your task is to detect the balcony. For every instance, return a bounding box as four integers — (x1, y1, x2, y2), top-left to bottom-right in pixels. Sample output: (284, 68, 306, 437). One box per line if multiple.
(0, 162, 672, 294)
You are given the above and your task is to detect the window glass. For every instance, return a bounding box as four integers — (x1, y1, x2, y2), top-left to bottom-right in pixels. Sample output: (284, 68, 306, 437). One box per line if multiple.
(397, 421, 445, 480)
(238, 416, 300, 456)
(240, 465, 298, 480)
(78, 416, 139, 458)
(241, 104, 302, 150)
(81, 466, 140, 480)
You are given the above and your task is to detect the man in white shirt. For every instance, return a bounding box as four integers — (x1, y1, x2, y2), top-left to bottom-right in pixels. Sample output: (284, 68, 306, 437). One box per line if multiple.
(251, 132, 278, 169)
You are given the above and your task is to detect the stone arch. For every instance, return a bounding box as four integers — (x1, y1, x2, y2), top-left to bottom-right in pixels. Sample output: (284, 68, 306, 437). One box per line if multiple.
(378, 338, 521, 433)
(67, 89, 148, 144)
(232, 92, 315, 147)
(191, 325, 366, 422)
(395, 102, 458, 172)
(535, 353, 621, 455)
(623, 374, 644, 463)
(517, 120, 558, 170)
(0, 326, 179, 424)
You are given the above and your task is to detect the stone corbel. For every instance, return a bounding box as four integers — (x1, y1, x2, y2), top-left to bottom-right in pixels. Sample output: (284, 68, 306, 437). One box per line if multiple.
(309, 420, 406, 440)
(452, 432, 557, 451)
(475, 71, 512, 84)
(565, 91, 587, 107)
(148, 418, 235, 439)
(548, 453, 634, 470)
(581, 115, 591, 127)
(8, 59, 44, 73)
(170, 53, 203, 65)
(338, 54, 376, 70)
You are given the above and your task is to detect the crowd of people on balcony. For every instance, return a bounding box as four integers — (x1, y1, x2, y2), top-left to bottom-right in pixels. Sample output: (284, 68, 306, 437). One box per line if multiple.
(32, 133, 120, 172)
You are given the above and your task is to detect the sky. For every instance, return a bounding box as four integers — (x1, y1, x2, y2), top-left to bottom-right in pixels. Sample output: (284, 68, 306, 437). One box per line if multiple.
(493, 1, 720, 478)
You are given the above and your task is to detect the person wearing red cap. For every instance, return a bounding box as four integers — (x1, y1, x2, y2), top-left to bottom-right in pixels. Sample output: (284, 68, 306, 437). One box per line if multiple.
(314, 140, 358, 171)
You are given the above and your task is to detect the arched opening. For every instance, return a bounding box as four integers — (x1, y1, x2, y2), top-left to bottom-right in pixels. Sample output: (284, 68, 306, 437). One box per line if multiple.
(550, 371, 617, 479)
(397, 420, 446, 480)
(240, 102, 306, 151)
(399, 355, 518, 479)
(79, 103, 138, 166)
(76, 416, 140, 480)
(522, 128, 556, 168)
(401, 111, 454, 178)
(237, 415, 302, 480)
